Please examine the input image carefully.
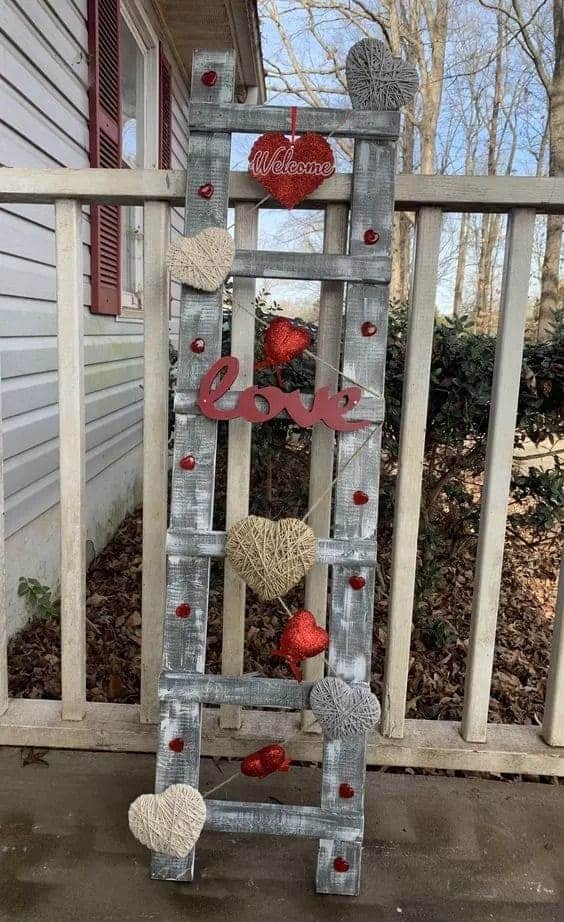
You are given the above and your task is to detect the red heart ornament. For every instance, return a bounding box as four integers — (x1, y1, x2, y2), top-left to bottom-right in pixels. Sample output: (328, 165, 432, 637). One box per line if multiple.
(241, 744, 292, 779)
(272, 609, 329, 682)
(249, 132, 335, 209)
(261, 317, 311, 368)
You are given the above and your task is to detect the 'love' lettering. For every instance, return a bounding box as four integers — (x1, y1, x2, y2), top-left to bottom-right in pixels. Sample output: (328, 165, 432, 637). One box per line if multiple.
(196, 357, 370, 432)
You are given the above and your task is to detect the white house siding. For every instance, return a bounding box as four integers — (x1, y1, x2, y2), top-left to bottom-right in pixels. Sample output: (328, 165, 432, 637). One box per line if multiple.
(0, 0, 190, 633)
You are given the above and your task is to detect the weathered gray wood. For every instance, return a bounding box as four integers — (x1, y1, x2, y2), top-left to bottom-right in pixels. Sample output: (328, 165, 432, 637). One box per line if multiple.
(205, 801, 362, 840)
(160, 674, 313, 709)
(188, 102, 400, 138)
(151, 49, 236, 884)
(232, 250, 390, 283)
(174, 389, 384, 422)
(166, 532, 377, 566)
(316, 137, 397, 896)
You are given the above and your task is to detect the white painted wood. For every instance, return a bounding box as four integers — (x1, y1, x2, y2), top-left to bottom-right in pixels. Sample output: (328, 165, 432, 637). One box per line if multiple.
(55, 199, 86, 722)
(381, 208, 443, 740)
(461, 209, 537, 743)
(0, 700, 562, 776)
(1, 169, 564, 212)
(0, 354, 6, 716)
(302, 203, 348, 697)
(220, 202, 257, 730)
(140, 202, 170, 724)
(542, 553, 564, 747)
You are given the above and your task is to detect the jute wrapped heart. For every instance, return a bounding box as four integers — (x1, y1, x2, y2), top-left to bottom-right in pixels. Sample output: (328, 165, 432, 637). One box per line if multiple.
(166, 227, 235, 292)
(226, 515, 316, 600)
(346, 38, 418, 111)
(310, 677, 380, 739)
(128, 784, 206, 858)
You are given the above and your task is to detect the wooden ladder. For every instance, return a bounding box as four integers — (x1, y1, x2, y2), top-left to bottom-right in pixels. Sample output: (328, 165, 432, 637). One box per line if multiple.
(152, 49, 400, 896)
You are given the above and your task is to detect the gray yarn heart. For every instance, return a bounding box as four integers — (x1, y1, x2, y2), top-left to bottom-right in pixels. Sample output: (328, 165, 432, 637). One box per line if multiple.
(346, 38, 418, 111)
(310, 677, 380, 739)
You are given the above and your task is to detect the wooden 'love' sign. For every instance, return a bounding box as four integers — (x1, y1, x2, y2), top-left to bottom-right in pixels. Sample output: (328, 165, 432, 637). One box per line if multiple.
(197, 356, 370, 432)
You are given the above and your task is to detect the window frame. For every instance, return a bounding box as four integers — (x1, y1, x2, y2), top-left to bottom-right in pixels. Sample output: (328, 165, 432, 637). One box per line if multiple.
(118, 0, 159, 320)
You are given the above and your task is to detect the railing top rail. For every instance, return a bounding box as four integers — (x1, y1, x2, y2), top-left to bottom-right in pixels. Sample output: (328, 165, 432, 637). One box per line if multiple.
(0, 168, 563, 213)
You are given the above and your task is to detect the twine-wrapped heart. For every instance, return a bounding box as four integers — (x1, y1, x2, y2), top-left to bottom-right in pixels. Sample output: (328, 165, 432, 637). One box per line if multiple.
(128, 784, 206, 858)
(166, 227, 235, 292)
(346, 38, 418, 111)
(226, 515, 316, 601)
(310, 677, 380, 739)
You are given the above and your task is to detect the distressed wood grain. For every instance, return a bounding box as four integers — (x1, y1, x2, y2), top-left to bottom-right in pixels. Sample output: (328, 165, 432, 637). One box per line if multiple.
(232, 250, 390, 283)
(159, 673, 313, 709)
(166, 530, 377, 566)
(188, 102, 400, 138)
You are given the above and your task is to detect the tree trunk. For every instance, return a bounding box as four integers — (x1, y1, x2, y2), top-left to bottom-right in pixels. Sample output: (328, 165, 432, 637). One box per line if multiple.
(538, 0, 564, 338)
(453, 213, 469, 316)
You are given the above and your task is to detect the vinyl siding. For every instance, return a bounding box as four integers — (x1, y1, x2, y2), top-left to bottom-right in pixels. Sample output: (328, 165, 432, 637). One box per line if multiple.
(0, 0, 189, 538)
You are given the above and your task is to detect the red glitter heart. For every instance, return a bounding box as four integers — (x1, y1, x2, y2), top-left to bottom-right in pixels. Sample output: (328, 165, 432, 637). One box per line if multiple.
(349, 575, 366, 591)
(241, 744, 292, 779)
(175, 603, 191, 619)
(353, 490, 369, 506)
(262, 317, 311, 366)
(333, 857, 350, 872)
(198, 183, 214, 199)
(191, 338, 205, 354)
(201, 70, 217, 87)
(361, 321, 377, 337)
(179, 455, 196, 471)
(272, 610, 329, 682)
(339, 783, 355, 799)
(249, 132, 335, 209)
(168, 737, 184, 753)
(364, 229, 379, 245)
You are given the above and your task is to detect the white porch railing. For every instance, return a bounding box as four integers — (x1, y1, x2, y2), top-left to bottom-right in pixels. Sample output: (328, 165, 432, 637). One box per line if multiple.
(0, 168, 563, 775)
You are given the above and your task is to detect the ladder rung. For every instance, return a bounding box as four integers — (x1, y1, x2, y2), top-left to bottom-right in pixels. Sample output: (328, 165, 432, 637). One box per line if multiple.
(166, 530, 377, 566)
(205, 800, 363, 841)
(189, 101, 400, 140)
(174, 389, 384, 423)
(160, 673, 314, 709)
(233, 250, 390, 283)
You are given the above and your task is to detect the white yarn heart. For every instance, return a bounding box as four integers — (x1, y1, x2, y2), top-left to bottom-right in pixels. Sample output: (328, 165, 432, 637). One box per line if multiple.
(310, 677, 380, 739)
(346, 38, 418, 111)
(166, 227, 235, 292)
(128, 784, 206, 858)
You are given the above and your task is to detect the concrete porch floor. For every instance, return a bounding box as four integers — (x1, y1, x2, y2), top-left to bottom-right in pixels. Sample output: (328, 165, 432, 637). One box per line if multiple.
(0, 748, 562, 922)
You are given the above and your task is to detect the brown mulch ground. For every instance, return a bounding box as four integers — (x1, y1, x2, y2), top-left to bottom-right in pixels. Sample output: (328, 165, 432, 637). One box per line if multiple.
(8, 499, 561, 728)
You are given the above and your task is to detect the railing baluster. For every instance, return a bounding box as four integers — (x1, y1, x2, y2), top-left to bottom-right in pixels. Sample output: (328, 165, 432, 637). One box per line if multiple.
(0, 355, 6, 717)
(220, 203, 258, 730)
(56, 199, 86, 721)
(461, 208, 536, 743)
(542, 553, 564, 746)
(302, 203, 348, 709)
(140, 201, 171, 724)
(380, 207, 442, 739)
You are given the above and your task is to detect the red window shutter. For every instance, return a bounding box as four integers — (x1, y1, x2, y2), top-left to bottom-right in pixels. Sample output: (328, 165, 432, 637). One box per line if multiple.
(159, 45, 172, 169)
(88, 0, 122, 315)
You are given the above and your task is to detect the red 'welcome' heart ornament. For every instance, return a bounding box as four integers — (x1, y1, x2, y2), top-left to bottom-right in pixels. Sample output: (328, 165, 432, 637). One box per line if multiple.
(241, 744, 292, 779)
(272, 609, 329, 682)
(249, 132, 335, 209)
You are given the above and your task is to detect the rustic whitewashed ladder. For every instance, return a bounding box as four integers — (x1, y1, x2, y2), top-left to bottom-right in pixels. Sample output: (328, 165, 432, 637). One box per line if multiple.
(152, 49, 399, 896)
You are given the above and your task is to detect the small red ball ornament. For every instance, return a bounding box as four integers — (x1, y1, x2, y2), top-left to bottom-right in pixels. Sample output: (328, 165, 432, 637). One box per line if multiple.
(272, 609, 329, 682)
(175, 603, 191, 619)
(339, 783, 355, 799)
(168, 737, 184, 753)
(349, 575, 366, 591)
(363, 228, 379, 245)
(333, 857, 350, 873)
(241, 744, 292, 779)
(197, 183, 214, 199)
(201, 70, 217, 87)
(353, 490, 369, 505)
(361, 321, 377, 337)
(191, 338, 205, 354)
(179, 455, 196, 471)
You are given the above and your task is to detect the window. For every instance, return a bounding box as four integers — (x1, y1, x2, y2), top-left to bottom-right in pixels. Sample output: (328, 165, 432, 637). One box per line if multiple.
(88, 0, 171, 317)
